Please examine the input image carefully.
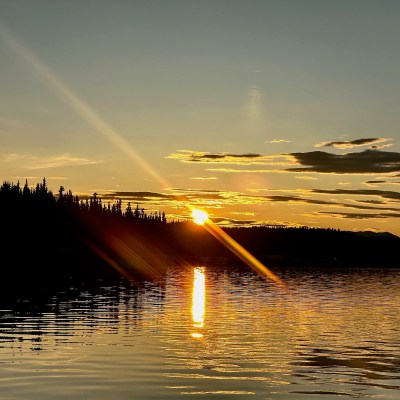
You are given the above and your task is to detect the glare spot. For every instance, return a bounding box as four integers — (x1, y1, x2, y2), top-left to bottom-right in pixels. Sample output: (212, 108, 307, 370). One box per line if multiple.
(192, 209, 209, 225)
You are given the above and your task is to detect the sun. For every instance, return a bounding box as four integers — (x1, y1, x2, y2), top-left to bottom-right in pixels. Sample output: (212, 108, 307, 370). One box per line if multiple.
(192, 209, 209, 225)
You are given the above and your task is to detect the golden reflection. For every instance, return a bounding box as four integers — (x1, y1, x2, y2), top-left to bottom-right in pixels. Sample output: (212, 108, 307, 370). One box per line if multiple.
(191, 267, 206, 337)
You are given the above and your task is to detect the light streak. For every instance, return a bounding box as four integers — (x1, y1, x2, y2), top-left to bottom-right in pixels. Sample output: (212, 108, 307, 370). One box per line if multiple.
(201, 215, 287, 290)
(0, 23, 168, 190)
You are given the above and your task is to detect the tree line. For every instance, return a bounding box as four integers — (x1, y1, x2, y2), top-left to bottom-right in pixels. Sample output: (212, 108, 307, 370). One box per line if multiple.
(0, 178, 166, 224)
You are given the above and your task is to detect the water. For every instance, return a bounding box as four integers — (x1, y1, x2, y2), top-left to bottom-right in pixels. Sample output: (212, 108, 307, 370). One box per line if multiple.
(0, 266, 399, 399)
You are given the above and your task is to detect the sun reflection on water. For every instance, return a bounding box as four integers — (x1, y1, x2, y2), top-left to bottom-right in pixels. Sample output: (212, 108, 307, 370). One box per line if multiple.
(191, 267, 206, 338)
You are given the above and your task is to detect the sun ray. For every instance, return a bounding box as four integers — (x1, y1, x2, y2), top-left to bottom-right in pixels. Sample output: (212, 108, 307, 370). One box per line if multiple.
(0, 23, 168, 190)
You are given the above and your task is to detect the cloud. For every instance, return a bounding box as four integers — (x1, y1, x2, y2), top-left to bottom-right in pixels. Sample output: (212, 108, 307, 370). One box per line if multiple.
(27, 154, 100, 169)
(314, 138, 390, 149)
(92, 186, 400, 225)
(265, 195, 348, 208)
(267, 139, 291, 144)
(2, 152, 100, 170)
(102, 191, 172, 200)
(12, 175, 68, 181)
(260, 190, 400, 217)
(287, 149, 400, 174)
(295, 175, 318, 180)
(248, 186, 400, 221)
(3, 153, 33, 163)
(100, 188, 267, 210)
(364, 180, 400, 186)
(357, 199, 385, 205)
(189, 176, 218, 180)
(364, 180, 387, 184)
(206, 168, 279, 173)
(230, 211, 255, 216)
(169, 148, 400, 175)
(317, 211, 400, 220)
(211, 216, 260, 226)
(312, 188, 400, 202)
(167, 150, 288, 166)
(370, 143, 393, 150)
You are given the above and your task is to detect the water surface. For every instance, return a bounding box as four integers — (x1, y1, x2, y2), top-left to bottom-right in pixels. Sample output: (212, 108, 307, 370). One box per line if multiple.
(1, 266, 399, 399)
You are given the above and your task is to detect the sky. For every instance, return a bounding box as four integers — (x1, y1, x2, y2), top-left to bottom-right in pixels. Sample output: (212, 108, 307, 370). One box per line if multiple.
(1, 0, 399, 235)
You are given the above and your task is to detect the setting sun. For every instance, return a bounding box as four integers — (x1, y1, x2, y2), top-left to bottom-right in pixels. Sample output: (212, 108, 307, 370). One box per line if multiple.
(192, 209, 209, 225)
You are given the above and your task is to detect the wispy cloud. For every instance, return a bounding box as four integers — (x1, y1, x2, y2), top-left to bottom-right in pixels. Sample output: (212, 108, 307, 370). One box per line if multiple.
(295, 175, 318, 180)
(267, 139, 291, 144)
(312, 188, 400, 202)
(27, 154, 100, 170)
(12, 175, 68, 181)
(317, 211, 400, 220)
(2, 152, 100, 170)
(206, 168, 280, 173)
(314, 138, 390, 149)
(265, 194, 400, 212)
(364, 180, 400, 186)
(166, 150, 289, 166)
(287, 149, 400, 174)
(211, 216, 260, 226)
(189, 176, 218, 180)
(102, 191, 171, 200)
(3, 153, 34, 163)
(249, 186, 400, 222)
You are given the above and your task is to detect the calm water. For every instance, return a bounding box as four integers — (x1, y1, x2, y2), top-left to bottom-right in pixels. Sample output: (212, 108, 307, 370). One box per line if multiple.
(0, 266, 399, 399)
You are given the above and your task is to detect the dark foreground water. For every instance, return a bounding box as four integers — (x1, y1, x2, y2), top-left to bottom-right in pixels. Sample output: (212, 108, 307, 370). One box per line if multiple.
(0, 266, 399, 399)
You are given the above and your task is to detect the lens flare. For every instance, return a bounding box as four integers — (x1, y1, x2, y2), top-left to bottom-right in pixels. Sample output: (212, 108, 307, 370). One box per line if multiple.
(192, 209, 209, 225)
(202, 218, 287, 291)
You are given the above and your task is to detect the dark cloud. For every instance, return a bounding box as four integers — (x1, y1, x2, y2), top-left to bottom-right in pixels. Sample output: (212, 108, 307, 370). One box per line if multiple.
(101, 191, 172, 200)
(266, 195, 334, 206)
(100, 189, 233, 203)
(364, 180, 387, 184)
(364, 180, 400, 185)
(312, 188, 400, 202)
(197, 153, 261, 160)
(183, 193, 226, 200)
(287, 150, 400, 174)
(315, 138, 388, 149)
(264, 193, 400, 215)
(318, 211, 400, 220)
(166, 150, 282, 166)
(357, 199, 385, 205)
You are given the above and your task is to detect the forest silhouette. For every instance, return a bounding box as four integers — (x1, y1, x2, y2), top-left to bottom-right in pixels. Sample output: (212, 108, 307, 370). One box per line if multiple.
(1, 179, 398, 288)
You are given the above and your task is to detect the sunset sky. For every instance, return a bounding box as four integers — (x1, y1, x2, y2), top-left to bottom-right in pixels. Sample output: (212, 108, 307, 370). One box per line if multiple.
(1, 0, 399, 234)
